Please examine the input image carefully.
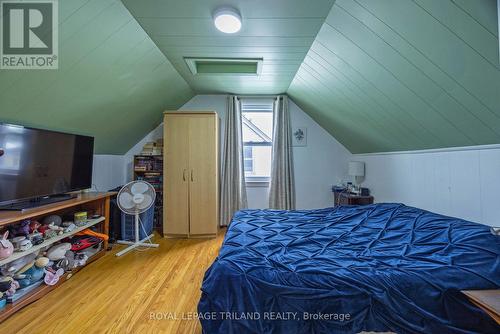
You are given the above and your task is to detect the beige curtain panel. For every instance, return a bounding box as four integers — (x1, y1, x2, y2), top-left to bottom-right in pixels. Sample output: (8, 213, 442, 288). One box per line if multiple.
(269, 95, 295, 210)
(220, 95, 248, 226)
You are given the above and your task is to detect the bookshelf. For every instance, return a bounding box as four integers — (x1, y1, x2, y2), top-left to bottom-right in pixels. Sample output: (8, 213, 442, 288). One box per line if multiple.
(0, 192, 114, 322)
(133, 155, 163, 236)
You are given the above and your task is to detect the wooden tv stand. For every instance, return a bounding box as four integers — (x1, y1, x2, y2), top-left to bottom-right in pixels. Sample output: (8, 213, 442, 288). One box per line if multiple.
(0, 192, 116, 323)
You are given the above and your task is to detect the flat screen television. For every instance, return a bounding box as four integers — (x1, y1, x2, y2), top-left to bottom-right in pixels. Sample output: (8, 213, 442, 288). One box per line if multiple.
(0, 123, 94, 207)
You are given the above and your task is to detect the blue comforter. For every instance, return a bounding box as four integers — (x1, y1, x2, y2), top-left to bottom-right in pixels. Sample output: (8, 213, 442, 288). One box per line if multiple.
(198, 204, 500, 333)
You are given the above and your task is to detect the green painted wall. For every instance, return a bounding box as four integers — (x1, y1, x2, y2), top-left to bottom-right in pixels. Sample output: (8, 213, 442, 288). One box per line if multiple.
(288, 0, 500, 153)
(0, 0, 194, 154)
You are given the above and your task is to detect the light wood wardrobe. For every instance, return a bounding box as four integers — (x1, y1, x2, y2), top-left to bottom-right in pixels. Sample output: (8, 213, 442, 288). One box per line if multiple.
(163, 111, 219, 238)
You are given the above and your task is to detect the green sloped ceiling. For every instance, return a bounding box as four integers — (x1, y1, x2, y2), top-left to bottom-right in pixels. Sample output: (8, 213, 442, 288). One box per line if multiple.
(288, 0, 500, 153)
(0, 0, 194, 154)
(1, 0, 499, 154)
(121, 0, 335, 94)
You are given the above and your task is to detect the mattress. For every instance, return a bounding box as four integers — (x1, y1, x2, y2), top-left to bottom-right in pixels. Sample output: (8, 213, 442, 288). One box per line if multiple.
(198, 204, 500, 334)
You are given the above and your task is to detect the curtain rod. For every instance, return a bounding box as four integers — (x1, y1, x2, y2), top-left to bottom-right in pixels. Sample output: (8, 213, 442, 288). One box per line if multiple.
(236, 95, 285, 100)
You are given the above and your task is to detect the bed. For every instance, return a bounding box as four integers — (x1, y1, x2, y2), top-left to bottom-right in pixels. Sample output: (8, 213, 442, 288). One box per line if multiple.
(198, 204, 500, 333)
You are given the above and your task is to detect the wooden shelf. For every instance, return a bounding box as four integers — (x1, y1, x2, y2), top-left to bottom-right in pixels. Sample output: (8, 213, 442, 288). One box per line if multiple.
(133, 155, 163, 237)
(0, 216, 105, 267)
(0, 192, 114, 323)
(134, 155, 163, 158)
(0, 192, 116, 228)
(0, 249, 105, 323)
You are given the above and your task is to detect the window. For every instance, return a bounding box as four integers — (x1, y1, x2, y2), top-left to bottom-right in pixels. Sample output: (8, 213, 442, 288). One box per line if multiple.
(243, 146, 254, 173)
(241, 101, 274, 182)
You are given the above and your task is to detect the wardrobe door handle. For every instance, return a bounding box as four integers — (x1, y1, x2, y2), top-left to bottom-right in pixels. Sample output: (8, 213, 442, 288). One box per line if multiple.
(191, 169, 194, 182)
(183, 169, 187, 181)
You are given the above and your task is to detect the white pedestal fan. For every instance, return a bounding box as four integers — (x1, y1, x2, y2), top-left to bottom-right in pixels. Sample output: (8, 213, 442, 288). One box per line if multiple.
(115, 180, 159, 257)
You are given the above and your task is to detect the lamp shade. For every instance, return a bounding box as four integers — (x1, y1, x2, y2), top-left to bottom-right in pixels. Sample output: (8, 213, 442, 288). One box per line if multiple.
(348, 161, 365, 177)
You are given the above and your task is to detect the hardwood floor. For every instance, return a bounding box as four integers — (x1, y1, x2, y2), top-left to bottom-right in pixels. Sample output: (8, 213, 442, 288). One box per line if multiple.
(2, 231, 225, 334)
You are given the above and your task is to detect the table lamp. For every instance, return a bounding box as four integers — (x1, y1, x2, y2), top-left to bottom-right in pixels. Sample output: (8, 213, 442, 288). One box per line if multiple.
(348, 161, 365, 194)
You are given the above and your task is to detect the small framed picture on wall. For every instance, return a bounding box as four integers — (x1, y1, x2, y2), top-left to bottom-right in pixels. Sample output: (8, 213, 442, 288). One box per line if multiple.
(292, 127, 307, 147)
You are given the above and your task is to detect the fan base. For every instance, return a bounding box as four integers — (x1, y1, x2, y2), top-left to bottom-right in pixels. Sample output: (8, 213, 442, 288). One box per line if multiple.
(115, 234, 159, 257)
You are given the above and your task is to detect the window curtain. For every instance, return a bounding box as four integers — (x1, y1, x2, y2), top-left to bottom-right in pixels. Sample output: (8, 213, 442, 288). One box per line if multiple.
(269, 95, 295, 210)
(220, 95, 248, 226)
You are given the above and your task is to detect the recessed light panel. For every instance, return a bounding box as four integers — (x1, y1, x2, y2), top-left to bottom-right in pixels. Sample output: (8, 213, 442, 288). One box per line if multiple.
(184, 58, 263, 75)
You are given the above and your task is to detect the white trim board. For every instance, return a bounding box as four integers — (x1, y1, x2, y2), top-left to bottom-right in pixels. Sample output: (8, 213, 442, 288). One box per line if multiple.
(353, 146, 500, 227)
(354, 143, 500, 157)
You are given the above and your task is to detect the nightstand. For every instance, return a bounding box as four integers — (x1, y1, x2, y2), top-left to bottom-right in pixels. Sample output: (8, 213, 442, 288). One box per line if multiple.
(335, 192, 374, 206)
(462, 290, 500, 325)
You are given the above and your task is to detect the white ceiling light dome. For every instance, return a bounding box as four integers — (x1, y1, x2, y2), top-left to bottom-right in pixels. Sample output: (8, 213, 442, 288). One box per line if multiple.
(213, 7, 242, 34)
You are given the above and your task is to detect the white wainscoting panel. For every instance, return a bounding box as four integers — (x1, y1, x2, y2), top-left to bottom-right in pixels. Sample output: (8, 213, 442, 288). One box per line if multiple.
(355, 146, 500, 226)
(92, 154, 125, 191)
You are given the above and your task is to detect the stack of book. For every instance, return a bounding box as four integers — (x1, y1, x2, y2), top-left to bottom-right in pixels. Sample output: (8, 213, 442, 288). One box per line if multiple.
(140, 139, 163, 155)
(152, 156, 163, 171)
(134, 157, 154, 172)
(133, 153, 164, 235)
(155, 138, 163, 154)
(136, 173, 162, 190)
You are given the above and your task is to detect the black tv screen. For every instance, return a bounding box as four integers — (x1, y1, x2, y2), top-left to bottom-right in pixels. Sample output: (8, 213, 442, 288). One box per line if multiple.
(0, 123, 94, 203)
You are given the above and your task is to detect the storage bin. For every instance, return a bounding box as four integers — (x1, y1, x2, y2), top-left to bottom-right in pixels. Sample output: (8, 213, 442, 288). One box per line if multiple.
(120, 205, 154, 241)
